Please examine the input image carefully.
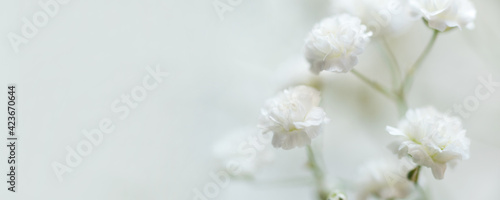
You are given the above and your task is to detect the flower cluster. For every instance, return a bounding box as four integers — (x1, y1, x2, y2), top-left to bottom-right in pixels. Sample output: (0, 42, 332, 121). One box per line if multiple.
(212, 1, 478, 199)
(387, 107, 470, 179)
(258, 85, 329, 150)
(305, 14, 372, 74)
(327, 191, 347, 200)
(356, 160, 414, 200)
(410, 0, 476, 31)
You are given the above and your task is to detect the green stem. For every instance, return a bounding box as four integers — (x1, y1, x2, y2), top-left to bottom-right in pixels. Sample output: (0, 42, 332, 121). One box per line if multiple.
(306, 145, 328, 200)
(351, 30, 438, 117)
(399, 30, 439, 96)
(381, 37, 402, 87)
(395, 92, 408, 118)
(351, 69, 395, 100)
(381, 37, 408, 116)
(351, 69, 408, 116)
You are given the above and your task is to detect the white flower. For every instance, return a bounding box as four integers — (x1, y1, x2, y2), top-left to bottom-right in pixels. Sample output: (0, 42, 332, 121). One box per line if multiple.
(330, 0, 415, 36)
(409, 0, 476, 31)
(212, 128, 275, 176)
(305, 14, 372, 74)
(259, 85, 328, 150)
(387, 107, 470, 179)
(327, 191, 348, 200)
(356, 160, 414, 200)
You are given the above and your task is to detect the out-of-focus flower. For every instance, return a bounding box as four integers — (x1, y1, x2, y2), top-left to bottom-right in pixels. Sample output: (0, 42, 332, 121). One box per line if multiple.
(305, 14, 372, 74)
(327, 191, 348, 200)
(356, 160, 414, 200)
(330, 0, 415, 36)
(259, 85, 328, 150)
(212, 128, 275, 177)
(387, 107, 470, 179)
(409, 0, 476, 31)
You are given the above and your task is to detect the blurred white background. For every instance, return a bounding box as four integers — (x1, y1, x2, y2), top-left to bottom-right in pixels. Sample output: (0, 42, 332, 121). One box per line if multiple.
(0, 0, 499, 199)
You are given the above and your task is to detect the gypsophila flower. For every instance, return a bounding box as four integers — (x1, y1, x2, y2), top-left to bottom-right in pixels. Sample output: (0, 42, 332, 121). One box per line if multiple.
(330, 0, 415, 36)
(410, 0, 476, 31)
(327, 191, 347, 200)
(305, 14, 372, 74)
(259, 85, 328, 150)
(356, 160, 414, 200)
(212, 128, 275, 177)
(387, 107, 470, 179)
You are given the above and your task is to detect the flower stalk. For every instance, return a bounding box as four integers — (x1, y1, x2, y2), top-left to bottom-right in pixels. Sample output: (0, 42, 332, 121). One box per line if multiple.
(380, 37, 402, 88)
(306, 145, 328, 200)
(351, 29, 439, 117)
(399, 30, 439, 96)
(351, 69, 395, 100)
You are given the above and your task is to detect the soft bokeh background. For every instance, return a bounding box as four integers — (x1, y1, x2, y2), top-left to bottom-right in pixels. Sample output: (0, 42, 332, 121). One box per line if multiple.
(0, 0, 499, 199)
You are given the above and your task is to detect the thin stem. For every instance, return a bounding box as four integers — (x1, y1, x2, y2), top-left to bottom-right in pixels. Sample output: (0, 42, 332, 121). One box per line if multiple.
(395, 92, 408, 117)
(381, 37, 402, 87)
(377, 42, 397, 87)
(351, 69, 395, 100)
(399, 30, 439, 95)
(381, 38, 408, 116)
(306, 145, 328, 200)
(351, 30, 438, 117)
